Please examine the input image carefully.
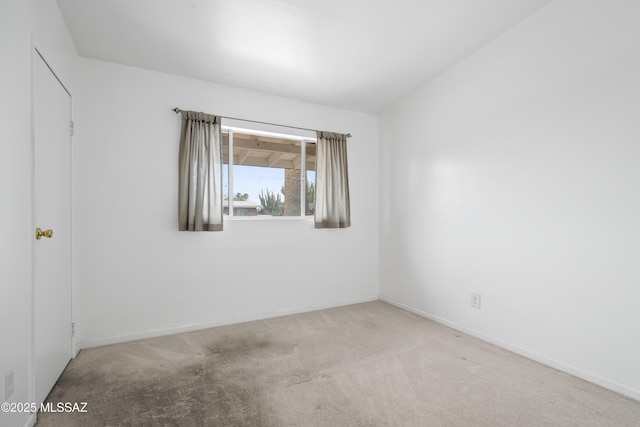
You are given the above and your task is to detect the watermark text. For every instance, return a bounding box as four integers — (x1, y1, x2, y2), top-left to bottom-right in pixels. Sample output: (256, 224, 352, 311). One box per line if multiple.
(1, 401, 88, 413)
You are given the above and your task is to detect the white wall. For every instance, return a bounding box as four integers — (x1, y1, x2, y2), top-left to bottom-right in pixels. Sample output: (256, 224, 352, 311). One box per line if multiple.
(380, 0, 640, 400)
(0, 1, 77, 426)
(75, 58, 379, 346)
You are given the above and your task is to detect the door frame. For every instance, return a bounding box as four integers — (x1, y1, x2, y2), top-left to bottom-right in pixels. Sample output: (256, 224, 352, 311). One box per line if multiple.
(29, 39, 77, 407)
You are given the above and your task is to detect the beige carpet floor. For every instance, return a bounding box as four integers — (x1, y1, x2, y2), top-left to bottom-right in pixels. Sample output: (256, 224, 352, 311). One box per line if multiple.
(36, 301, 640, 426)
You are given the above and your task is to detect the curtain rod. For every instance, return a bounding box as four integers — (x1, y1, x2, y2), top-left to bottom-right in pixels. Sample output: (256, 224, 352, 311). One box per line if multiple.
(172, 107, 352, 138)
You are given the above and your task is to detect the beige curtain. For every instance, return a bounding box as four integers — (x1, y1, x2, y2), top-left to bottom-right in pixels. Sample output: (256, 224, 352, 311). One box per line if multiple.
(178, 111, 223, 231)
(314, 131, 351, 228)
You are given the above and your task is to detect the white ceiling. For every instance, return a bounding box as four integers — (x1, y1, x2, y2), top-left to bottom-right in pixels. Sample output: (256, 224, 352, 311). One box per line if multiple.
(56, 0, 552, 113)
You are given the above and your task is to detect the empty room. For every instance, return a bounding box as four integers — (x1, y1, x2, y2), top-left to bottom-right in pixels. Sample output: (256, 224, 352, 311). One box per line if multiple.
(2, 0, 640, 426)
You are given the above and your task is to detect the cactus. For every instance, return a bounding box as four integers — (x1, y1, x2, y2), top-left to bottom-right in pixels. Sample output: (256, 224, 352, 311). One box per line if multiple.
(258, 189, 284, 216)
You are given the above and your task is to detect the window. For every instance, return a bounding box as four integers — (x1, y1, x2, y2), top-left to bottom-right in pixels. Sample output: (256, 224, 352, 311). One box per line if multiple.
(222, 128, 316, 218)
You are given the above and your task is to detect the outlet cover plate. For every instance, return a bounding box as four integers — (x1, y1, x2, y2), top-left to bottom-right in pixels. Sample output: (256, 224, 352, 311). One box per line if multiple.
(471, 293, 481, 309)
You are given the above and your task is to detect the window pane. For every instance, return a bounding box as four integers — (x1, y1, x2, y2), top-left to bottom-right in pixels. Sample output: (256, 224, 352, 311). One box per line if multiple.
(233, 134, 300, 217)
(222, 130, 316, 218)
(237, 165, 281, 216)
(222, 164, 229, 215)
(222, 134, 229, 216)
(305, 141, 316, 216)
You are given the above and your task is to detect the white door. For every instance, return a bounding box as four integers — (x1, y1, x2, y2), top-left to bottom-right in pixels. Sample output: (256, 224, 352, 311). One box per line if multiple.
(33, 49, 72, 405)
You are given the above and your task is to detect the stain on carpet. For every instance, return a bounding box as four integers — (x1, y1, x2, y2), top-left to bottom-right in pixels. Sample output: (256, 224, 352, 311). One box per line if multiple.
(36, 302, 640, 427)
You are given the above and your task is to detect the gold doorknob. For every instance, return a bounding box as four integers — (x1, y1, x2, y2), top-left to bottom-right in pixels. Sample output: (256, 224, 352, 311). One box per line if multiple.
(35, 228, 53, 240)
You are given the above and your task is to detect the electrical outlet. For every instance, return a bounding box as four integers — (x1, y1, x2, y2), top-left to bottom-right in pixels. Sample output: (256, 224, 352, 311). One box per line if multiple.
(5, 368, 14, 400)
(470, 293, 481, 309)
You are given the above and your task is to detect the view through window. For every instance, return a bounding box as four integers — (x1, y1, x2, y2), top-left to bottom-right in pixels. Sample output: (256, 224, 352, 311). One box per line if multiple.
(222, 129, 316, 218)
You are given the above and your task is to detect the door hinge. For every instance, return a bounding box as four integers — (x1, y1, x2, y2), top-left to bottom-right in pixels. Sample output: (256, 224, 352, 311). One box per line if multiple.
(70, 121, 75, 137)
(71, 322, 76, 338)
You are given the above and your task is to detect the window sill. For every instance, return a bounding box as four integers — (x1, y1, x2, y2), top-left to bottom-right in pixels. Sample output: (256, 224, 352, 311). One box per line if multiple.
(224, 216, 314, 221)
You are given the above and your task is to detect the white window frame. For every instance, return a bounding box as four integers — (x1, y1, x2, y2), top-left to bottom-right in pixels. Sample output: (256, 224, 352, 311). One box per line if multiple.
(223, 125, 316, 219)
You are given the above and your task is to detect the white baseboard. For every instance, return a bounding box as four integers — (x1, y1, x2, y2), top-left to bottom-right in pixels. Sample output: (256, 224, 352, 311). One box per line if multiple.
(379, 295, 640, 403)
(80, 296, 379, 349)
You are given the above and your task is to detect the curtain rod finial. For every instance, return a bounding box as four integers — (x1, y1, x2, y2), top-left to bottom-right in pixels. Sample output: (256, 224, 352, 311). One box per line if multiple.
(173, 107, 181, 114)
